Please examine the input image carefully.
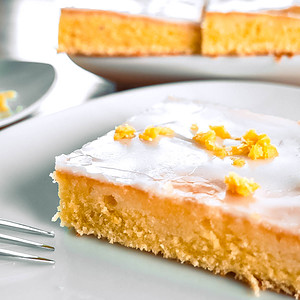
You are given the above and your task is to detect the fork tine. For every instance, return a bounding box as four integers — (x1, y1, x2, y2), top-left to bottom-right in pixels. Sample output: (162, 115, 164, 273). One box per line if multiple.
(0, 248, 55, 264)
(0, 233, 54, 251)
(0, 218, 54, 237)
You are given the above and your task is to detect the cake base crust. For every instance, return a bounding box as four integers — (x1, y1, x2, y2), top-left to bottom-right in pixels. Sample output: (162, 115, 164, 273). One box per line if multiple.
(54, 170, 300, 298)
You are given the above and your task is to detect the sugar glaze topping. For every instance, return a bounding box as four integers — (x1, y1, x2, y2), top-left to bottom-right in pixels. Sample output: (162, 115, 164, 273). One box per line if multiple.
(207, 0, 300, 13)
(61, 0, 204, 22)
(62, 0, 300, 18)
(56, 98, 300, 234)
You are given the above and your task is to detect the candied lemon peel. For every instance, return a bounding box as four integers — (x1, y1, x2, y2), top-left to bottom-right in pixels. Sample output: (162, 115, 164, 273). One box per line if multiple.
(231, 129, 278, 160)
(209, 125, 232, 139)
(225, 172, 260, 197)
(190, 123, 199, 132)
(193, 126, 278, 161)
(231, 158, 246, 168)
(114, 124, 136, 140)
(193, 130, 228, 159)
(114, 124, 174, 142)
(0, 90, 16, 112)
(139, 126, 174, 141)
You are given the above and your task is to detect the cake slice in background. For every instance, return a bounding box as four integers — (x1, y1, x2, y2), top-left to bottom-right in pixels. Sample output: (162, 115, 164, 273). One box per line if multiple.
(58, 0, 300, 57)
(202, 0, 300, 56)
(58, 0, 204, 56)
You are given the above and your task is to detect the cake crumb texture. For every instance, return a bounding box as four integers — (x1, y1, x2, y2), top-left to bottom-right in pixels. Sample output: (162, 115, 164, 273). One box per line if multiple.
(54, 170, 300, 298)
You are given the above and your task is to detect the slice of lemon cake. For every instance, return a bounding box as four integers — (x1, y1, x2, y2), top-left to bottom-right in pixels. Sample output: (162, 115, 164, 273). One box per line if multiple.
(53, 98, 300, 298)
(202, 1, 300, 56)
(58, 1, 203, 57)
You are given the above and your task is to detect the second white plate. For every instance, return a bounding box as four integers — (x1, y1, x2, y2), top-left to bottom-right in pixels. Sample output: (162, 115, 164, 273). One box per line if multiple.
(70, 55, 300, 87)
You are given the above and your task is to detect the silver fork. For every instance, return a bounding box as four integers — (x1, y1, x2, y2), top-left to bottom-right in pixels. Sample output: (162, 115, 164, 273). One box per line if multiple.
(0, 218, 55, 264)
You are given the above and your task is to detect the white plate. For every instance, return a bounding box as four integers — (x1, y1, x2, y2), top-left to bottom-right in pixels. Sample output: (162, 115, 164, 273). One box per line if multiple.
(0, 60, 55, 128)
(70, 55, 300, 88)
(1, 80, 299, 300)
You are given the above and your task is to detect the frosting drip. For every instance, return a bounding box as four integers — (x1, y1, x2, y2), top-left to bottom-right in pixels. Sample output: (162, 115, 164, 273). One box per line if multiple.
(56, 98, 300, 235)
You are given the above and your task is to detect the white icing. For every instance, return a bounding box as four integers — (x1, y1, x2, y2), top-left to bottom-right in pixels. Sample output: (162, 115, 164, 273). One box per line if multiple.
(59, 0, 204, 22)
(59, 0, 300, 24)
(55, 98, 300, 235)
(207, 0, 300, 12)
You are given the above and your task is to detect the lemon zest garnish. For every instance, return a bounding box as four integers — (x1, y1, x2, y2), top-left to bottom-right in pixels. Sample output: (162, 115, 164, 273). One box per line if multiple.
(225, 172, 260, 197)
(231, 158, 246, 167)
(248, 135, 278, 159)
(0, 90, 16, 112)
(139, 126, 174, 141)
(213, 146, 228, 159)
(193, 130, 230, 158)
(192, 125, 278, 163)
(209, 125, 232, 139)
(193, 130, 216, 150)
(232, 129, 278, 160)
(114, 124, 136, 140)
(230, 143, 250, 156)
(190, 123, 199, 132)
